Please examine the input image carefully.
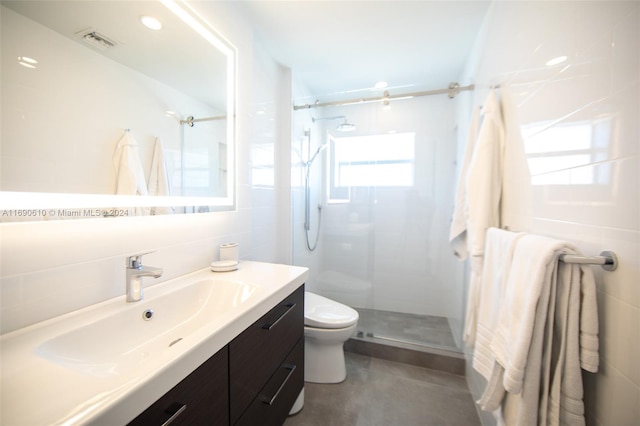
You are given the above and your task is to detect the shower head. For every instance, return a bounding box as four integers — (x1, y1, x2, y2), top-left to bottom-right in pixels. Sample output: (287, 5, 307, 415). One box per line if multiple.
(336, 119, 356, 132)
(310, 115, 356, 132)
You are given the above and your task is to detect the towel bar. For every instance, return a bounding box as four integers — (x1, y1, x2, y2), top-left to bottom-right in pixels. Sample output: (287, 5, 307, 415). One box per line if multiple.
(558, 251, 617, 271)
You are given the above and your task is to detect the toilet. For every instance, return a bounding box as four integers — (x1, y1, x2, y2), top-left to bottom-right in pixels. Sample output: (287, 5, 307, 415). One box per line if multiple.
(304, 291, 359, 384)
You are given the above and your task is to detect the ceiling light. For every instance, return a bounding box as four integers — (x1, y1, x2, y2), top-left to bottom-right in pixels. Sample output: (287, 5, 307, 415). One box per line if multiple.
(374, 81, 388, 90)
(545, 55, 567, 67)
(140, 15, 162, 30)
(18, 56, 38, 68)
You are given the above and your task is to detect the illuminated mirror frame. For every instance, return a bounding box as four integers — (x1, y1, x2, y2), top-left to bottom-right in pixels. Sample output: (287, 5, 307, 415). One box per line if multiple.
(0, 0, 236, 215)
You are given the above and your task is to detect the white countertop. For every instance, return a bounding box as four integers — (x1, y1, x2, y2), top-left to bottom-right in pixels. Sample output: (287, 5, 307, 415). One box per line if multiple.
(0, 261, 308, 426)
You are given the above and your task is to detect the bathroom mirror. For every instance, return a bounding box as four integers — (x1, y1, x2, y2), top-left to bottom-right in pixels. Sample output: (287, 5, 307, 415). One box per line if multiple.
(0, 0, 236, 221)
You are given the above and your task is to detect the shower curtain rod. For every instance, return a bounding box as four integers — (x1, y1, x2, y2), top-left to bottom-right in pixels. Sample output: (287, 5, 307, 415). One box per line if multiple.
(293, 82, 475, 111)
(180, 114, 226, 127)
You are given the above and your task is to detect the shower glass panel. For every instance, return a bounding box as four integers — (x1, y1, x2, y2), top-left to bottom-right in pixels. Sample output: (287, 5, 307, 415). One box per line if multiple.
(292, 93, 466, 353)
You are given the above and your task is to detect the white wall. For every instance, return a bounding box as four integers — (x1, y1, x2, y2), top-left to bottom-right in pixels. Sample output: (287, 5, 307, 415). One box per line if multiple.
(461, 2, 639, 425)
(0, 1, 293, 334)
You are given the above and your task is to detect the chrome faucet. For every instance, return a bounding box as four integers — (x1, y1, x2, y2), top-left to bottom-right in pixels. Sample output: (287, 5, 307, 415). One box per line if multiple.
(126, 252, 163, 302)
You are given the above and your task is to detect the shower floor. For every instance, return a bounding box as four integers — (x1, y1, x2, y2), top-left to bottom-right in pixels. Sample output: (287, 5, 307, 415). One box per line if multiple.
(352, 308, 460, 352)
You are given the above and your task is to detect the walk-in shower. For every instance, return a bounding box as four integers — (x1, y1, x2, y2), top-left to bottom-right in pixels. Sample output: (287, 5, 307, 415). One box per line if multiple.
(292, 84, 469, 353)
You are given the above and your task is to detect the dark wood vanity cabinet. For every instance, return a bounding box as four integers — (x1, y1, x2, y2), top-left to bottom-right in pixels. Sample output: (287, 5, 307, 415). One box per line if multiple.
(128, 347, 229, 426)
(230, 285, 304, 425)
(234, 338, 304, 426)
(128, 285, 304, 426)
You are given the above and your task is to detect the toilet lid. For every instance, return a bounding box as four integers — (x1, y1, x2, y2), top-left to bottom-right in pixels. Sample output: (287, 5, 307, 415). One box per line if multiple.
(305, 292, 359, 329)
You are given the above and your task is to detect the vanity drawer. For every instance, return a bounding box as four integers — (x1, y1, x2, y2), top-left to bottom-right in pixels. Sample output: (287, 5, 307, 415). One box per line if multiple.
(128, 347, 229, 426)
(229, 285, 304, 424)
(235, 337, 304, 426)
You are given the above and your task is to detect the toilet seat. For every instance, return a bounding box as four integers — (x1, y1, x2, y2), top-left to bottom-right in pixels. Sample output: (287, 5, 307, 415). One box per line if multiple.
(305, 292, 359, 329)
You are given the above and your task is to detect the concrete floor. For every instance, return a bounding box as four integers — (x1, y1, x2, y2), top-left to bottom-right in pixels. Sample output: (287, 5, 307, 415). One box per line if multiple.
(284, 352, 481, 426)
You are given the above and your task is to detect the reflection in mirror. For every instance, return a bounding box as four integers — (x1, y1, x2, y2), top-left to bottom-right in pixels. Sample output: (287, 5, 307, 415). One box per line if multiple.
(0, 0, 235, 221)
(520, 117, 614, 207)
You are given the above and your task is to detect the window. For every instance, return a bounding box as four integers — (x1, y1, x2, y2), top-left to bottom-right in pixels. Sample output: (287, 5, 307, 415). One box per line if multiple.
(328, 132, 415, 202)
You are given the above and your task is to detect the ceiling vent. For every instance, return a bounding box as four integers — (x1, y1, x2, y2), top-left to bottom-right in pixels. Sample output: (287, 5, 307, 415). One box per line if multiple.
(74, 28, 119, 50)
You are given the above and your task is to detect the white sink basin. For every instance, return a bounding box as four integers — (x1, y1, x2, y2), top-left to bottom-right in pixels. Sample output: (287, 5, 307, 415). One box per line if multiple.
(1, 261, 308, 426)
(35, 279, 257, 377)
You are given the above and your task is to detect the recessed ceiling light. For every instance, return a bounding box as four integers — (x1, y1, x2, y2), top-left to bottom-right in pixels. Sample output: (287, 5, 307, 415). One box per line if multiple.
(545, 55, 567, 66)
(18, 56, 38, 68)
(140, 16, 162, 31)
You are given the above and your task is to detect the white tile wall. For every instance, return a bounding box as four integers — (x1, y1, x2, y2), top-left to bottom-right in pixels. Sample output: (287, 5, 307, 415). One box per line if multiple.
(461, 2, 639, 425)
(0, 2, 293, 334)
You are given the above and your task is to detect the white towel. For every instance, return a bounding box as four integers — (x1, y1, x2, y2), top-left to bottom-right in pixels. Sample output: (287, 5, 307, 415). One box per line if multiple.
(113, 131, 148, 197)
(148, 138, 174, 215)
(449, 105, 480, 260)
(502, 243, 598, 426)
(491, 234, 572, 393)
(472, 228, 524, 380)
(462, 90, 505, 347)
(484, 242, 599, 426)
(499, 84, 532, 231)
(577, 267, 599, 373)
(546, 258, 598, 426)
(465, 90, 504, 258)
(479, 233, 562, 422)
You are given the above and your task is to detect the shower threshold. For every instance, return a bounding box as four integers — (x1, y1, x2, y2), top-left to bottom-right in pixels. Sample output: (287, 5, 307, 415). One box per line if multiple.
(351, 307, 462, 354)
(358, 331, 462, 354)
(345, 308, 466, 374)
(346, 329, 465, 375)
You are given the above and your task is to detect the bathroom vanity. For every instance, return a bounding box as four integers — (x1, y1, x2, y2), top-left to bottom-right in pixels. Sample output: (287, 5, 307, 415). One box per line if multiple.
(0, 261, 308, 425)
(129, 286, 304, 426)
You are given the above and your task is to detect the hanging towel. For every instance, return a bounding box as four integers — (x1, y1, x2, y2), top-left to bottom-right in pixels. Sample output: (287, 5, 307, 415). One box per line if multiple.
(462, 90, 505, 347)
(499, 84, 532, 231)
(479, 234, 563, 422)
(545, 257, 598, 426)
(480, 235, 598, 426)
(472, 227, 525, 381)
(465, 90, 505, 257)
(449, 105, 480, 260)
(492, 234, 573, 393)
(113, 130, 148, 197)
(148, 138, 174, 215)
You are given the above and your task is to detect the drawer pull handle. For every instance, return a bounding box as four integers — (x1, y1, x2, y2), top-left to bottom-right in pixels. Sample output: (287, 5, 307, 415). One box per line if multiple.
(162, 402, 187, 426)
(262, 303, 296, 330)
(262, 364, 296, 406)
